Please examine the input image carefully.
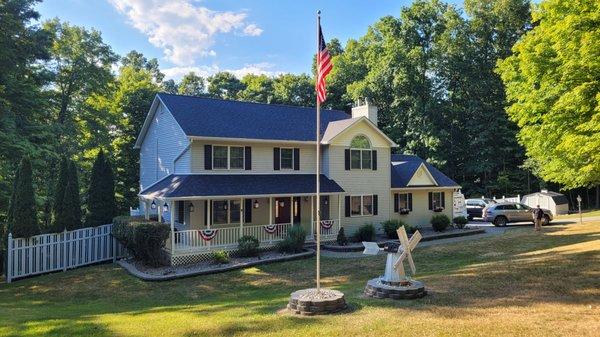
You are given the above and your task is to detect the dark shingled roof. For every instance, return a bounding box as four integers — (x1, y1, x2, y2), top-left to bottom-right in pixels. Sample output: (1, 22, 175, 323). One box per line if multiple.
(391, 154, 459, 188)
(157, 93, 350, 142)
(140, 174, 345, 198)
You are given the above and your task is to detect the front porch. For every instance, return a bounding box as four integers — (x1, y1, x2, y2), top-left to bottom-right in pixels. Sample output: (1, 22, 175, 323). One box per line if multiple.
(138, 174, 346, 265)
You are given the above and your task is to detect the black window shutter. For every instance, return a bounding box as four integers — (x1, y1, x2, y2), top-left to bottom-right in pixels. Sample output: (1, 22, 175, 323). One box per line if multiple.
(244, 146, 252, 170)
(273, 147, 280, 170)
(441, 191, 445, 208)
(408, 193, 413, 211)
(344, 196, 351, 217)
(204, 200, 208, 225)
(372, 150, 377, 170)
(293, 148, 300, 170)
(204, 145, 212, 170)
(373, 195, 378, 215)
(344, 149, 350, 170)
(394, 193, 399, 212)
(244, 199, 252, 223)
(428, 192, 433, 210)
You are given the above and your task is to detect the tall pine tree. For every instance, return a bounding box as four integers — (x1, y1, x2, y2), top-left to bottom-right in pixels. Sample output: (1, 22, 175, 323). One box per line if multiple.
(51, 157, 69, 231)
(9, 158, 39, 237)
(62, 160, 82, 230)
(87, 150, 116, 227)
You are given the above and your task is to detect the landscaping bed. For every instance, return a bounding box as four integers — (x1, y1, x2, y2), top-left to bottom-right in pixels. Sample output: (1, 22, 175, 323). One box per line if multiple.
(322, 227, 485, 252)
(118, 249, 315, 281)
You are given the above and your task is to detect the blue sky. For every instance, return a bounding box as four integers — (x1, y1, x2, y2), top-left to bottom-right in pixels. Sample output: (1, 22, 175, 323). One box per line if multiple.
(37, 0, 463, 80)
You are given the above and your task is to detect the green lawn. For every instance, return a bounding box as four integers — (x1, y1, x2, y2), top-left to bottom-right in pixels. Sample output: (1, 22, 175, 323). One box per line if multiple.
(1, 221, 599, 337)
(557, 209, 600, 218)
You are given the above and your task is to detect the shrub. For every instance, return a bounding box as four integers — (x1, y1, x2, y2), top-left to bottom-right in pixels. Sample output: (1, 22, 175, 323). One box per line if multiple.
(405, 223, 420, 235)
(212, 250, 230, 264)
(431, 214, 451, 232)
(453, 216, 468, 229)
(87, 150, 116, 227)
(276, 225, 306, 254)
(354, 223, 375, 242)
(112, 216, 170, 267)
(237, 235, 260, 257)
(9, 158, 40, 237)
(382, 219, 407, 239)
(336, 227, 348, 246)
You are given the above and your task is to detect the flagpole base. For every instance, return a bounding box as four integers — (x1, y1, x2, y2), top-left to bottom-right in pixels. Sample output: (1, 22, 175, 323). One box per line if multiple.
(287, 288, 347, 315)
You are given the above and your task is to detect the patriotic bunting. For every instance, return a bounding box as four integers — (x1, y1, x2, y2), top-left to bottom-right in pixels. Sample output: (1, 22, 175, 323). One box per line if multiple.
(198, 229, 218, 241)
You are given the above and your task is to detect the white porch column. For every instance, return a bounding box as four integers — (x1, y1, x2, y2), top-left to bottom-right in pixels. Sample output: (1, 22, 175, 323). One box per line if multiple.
(338, 194, 341, 228)
(206, 199, 211, 229)
(170, 200, 175, 252)
(144, 199, 150, 220)
(290, 196, 293, 225)
(269, 197, 273, 225)
(157, 201, 162, 222)
(310, 195, 314, 240)
(239, 198, 244, 238)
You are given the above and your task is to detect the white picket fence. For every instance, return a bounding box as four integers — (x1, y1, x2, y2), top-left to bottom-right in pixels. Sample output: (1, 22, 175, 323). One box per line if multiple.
(5, 224, 126, 283)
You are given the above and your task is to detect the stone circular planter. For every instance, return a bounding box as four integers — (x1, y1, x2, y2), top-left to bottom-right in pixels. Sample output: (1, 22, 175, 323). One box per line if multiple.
(364, 278, 427, 300)
(287, 288, 347, 315)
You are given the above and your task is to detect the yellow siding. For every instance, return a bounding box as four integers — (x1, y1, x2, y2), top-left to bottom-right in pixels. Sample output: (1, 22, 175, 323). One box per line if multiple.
(328, 119, 391, 147)
(389, 189, 455, 227)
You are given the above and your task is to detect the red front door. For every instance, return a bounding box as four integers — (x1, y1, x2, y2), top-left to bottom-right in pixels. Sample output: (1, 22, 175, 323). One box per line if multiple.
(275, 198, 291, 224)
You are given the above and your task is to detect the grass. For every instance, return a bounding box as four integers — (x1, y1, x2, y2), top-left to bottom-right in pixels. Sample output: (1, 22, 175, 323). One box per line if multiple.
(1, 221, 599, 337)
(557, 209, 600, 218)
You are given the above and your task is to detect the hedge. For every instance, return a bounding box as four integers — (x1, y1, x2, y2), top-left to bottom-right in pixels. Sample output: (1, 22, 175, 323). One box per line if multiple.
(112, 216, 170, 267)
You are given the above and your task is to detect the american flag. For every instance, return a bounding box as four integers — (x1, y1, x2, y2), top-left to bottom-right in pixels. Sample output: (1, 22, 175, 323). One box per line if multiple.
(316, 24, 333, 104)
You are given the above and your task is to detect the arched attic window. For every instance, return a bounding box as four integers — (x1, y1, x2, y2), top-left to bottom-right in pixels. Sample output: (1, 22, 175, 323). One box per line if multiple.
(350, 135, 372, 169)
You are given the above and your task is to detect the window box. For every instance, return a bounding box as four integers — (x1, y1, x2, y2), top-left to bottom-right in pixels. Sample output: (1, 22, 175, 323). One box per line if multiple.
(433, 206, 445, 213)
(399, 208, 410, 215)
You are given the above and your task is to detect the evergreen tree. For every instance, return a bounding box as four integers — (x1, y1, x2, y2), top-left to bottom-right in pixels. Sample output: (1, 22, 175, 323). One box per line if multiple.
(86, 150, 116, 227)
(51, 157, 69, 231)
(9, 158, 39, 237)
(61, 160, 82, 230)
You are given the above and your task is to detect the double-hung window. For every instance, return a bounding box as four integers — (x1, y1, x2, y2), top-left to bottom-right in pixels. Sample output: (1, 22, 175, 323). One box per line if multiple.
(350, 135, 372, 169)
(213, 145, 244, 170)
(398, 193, 410, 210)
(350, 195, 374, 217)
(280, 148, 294, 169)
(432, 192, 443, 209)
(212, 200, 241, 224)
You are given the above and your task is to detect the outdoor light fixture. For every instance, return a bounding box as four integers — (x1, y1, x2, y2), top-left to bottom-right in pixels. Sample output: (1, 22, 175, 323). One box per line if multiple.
(279, 200, 285, 207)
(151, 200, 156, 209)
(189, 203, 194, 212)
(324, 199, 328, 205)
(304, 197, 309, 202)
(253, 200, 260, 209)
(163, 202, 169, 212)
(223, 202, 228, 210)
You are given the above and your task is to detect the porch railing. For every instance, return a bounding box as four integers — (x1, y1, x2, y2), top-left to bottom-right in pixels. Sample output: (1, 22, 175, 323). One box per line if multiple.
(170, 223, 293, 254)
(310, 218, 341, 241)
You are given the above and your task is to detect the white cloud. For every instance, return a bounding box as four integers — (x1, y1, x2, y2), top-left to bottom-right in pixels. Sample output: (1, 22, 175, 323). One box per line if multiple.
(162, 62, 280, 81)
(109, 0, 263, 66)
(242, 24, 263, 36)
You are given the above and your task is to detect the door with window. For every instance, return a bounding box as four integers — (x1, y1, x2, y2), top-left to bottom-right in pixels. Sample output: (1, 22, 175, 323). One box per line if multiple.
(275, 198, 291, 224)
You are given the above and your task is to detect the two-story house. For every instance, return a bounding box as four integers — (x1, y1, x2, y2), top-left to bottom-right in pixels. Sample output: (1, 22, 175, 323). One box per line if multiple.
(135, 93, 459, 265)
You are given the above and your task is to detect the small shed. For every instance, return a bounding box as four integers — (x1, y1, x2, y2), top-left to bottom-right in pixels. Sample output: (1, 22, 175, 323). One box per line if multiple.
(521, 190, 569, 215)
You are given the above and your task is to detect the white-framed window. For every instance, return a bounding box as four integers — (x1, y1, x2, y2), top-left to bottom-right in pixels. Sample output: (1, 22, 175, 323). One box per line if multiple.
(398, 193, 410, 210)
(212, 145, 245, 170)
(280, 148, 294, 170)
(350, 195, 374, 217)
(432, 192, 444, 209)
(350, 135, 372, 170)
(212, 200, 241, 224)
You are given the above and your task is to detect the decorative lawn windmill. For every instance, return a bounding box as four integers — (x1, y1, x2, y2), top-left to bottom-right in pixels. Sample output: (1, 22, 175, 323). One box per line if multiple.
(362, 226, 427, 300)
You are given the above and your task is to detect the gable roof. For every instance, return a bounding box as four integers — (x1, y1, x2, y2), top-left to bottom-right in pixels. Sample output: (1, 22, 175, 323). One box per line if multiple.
(321, 117, 397, 146)
(137, 93, 350, 146)
(139, 174, 345, 199)
(391, 154, 459, 188)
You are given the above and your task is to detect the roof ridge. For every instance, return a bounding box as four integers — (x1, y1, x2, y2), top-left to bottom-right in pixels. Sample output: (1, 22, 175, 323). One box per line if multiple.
(157, 92, 348, 114)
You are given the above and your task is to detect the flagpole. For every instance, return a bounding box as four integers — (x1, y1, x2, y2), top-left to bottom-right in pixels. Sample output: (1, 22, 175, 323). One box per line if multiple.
(315, 9, 322, 293)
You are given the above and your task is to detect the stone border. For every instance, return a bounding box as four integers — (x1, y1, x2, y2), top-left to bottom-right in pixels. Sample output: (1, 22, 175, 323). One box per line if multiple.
(322, 228, 485, 252)
(118, 249, 315, 281)
(364, 278, 427, 300)
(288, 288, 347, 315)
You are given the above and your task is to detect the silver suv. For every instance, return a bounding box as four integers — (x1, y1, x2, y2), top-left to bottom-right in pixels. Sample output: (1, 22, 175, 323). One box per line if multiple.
(483, 202, 553, 227)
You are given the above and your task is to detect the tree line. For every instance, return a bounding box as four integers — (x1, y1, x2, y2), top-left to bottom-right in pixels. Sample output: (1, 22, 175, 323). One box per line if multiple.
(0, 0, 598, 242)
